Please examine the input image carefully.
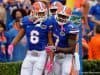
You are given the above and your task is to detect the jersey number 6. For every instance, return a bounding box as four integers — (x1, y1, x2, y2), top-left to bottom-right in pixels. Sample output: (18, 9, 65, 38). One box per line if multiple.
(30, 30, 39, 44)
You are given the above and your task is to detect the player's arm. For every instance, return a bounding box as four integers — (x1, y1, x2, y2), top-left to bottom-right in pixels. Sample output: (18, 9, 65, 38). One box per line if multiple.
(48, 31, 54, 46)
(45, 28, 55, 73)
(74, 33, 80, 71)
(81, 0, 90, 29)
(90, 16, 100, 25)
(8, 27, 25, 55)
(47, 31, 55, 61)
(93, 20, 100, 25)
(56, 33, 77, 54)
(11, 28, 25, 46)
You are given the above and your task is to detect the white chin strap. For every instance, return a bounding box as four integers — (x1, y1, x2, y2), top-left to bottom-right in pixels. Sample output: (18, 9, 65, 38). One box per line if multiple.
(58, 21, 66, 26)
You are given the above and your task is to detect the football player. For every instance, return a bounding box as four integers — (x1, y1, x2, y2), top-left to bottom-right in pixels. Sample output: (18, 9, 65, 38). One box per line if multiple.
(44, 1, 64, 74)
(8, 1, 53, 75)
(47, 6, 80, 75)
(70, 8, 82, 75)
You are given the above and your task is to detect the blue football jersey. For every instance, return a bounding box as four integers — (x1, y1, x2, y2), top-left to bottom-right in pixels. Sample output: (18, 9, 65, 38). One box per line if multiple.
(89, 4, 100, 20)
(49, 16, 79, 48)
(21, 16, 50, 51)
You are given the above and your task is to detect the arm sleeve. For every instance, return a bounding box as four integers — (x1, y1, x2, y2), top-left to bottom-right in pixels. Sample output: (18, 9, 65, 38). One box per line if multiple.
(20, 16, 29, 30)
(45, 17, 53, 32)
(67, 24, 79, 34)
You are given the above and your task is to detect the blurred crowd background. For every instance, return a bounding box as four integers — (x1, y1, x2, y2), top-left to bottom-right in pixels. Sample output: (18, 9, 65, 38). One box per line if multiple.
(0, 0, 100, 62)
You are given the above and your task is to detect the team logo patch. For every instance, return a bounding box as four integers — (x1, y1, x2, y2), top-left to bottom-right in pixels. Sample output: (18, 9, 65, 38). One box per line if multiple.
(41, 25, 47, 29)
(60, 31, 65, 36)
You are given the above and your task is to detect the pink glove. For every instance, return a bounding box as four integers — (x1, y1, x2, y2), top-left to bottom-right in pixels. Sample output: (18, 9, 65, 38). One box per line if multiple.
(45, 61, 53, 73)
(45, 46, 55, 53)
(45, 46, 52, 53)
(8, 44, 14, 55)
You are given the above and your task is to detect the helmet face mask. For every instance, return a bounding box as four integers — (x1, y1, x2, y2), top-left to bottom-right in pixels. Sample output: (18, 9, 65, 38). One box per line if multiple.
(37, 12, 45, 17)
(49, 1, 63, 16)
(55, 6, 71, 26)
(56, 13, 69, 25)
(35, 11, 47, 21)
(50, 8, 57, 15)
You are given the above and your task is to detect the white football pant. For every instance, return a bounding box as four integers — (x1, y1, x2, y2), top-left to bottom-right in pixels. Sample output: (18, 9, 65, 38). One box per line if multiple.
(20, 50, 47, 75)
(53, 53, 73, 75)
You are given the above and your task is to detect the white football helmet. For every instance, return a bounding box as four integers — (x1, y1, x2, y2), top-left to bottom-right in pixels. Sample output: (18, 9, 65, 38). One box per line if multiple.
(56, 6, 72, 25)
(49, 1, 63, 15)
(32, 1, 48, 23)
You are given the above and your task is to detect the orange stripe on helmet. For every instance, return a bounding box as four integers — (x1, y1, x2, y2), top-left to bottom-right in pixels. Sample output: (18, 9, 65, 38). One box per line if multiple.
(32, 1, 47, 13)
(50, 1, 63, 11)
(58, 6, 72, 16)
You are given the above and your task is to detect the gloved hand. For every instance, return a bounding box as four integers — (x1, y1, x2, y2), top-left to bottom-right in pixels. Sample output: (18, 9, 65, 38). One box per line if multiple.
(45, 61, 53, 73)
(74, 52, 80, 71)
(8, 44, 14, 55)
(45, 46, 54, 74)
(45, 46, 56, 53)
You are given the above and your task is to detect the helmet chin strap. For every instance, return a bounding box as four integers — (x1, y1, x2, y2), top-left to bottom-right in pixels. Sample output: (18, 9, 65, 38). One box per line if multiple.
(34, 18, 40, 24)
(58, 21, 66, 26)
